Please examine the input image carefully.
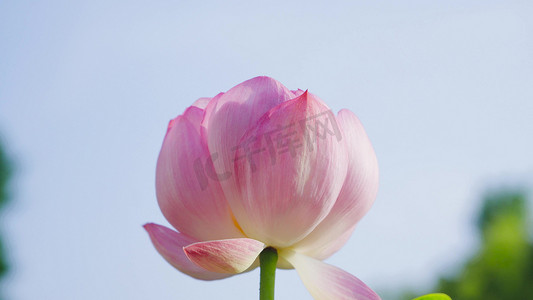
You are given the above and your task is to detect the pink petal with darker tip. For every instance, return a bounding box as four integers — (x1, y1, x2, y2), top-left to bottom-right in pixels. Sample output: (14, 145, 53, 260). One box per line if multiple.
(144, 223, 231, 280)
(231, 91, 349, 247)
(184, 238, 265, 274)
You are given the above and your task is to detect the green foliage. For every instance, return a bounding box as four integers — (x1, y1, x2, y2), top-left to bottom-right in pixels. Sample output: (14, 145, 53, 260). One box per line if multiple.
(412, 293, 452, 300)
(0, 141, 9, 209)
(435, 190, 533, 300)
(398, 190, 533, 300)
(0, 138, 11, 296)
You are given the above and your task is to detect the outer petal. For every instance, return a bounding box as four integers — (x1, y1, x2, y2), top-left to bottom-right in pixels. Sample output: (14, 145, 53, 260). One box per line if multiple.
(182, 106, 204, 129)
(156, 115, 244, 241)
(232, 92, 349, 247)
(292, 89, 305, 97)
(201, 92, 224, 132)
(281, 250, 381, 300)
(203, 76, 295, 159)
(192, 97, 211, 109)
(202, 77, 297, 204)
(184, 238, 265, 273)
(294, 109, 378, 259)
(299, 225, 356, 261)
(144, 223, 231, 280)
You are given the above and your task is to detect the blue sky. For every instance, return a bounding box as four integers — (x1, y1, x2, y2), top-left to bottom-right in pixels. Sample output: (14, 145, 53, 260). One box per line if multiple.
(1, 1, 532, 299)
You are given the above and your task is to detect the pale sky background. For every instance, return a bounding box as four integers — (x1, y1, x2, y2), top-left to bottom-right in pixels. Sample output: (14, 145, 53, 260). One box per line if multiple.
(1, 1, 532, 299)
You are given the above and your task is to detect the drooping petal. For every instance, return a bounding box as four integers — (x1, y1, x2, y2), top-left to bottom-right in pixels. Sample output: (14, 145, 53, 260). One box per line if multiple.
(282, 250, 381, 300)
(144, 223, 231, 280)
(293, 109, 378, 259)
(156, 115, 244, 241)
(184, 238, 265, 274)
(231, 92, 349, 247)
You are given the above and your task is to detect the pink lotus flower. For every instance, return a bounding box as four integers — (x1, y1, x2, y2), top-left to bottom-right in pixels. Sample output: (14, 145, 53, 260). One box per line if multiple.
(145, 76, 380, 299)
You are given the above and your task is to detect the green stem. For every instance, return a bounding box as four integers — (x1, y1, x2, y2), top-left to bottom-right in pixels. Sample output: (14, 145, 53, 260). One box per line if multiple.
(259, 247, 278, 300)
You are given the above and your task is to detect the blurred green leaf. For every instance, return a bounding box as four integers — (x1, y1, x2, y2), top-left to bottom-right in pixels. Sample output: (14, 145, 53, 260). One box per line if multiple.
(434, 190, 533, 300)
(412, 293, 452, 300)
(0, 136, 11, 300)
(399, 189, 533, 300)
